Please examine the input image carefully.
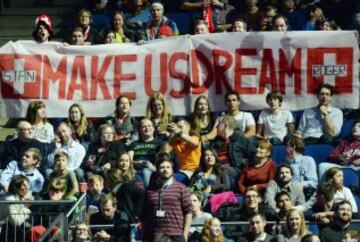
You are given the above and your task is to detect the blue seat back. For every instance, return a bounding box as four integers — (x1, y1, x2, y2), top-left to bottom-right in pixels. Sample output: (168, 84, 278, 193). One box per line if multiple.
(304, 144, 334, 166)
(272, 145, 287, 166)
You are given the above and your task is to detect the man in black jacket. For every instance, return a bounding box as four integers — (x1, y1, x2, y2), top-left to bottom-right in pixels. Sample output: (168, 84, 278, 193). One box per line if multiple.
(90, 193, 130, 242)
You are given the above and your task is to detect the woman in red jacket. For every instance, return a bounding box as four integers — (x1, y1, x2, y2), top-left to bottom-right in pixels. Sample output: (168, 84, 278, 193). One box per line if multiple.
(237, 139, 276, 194)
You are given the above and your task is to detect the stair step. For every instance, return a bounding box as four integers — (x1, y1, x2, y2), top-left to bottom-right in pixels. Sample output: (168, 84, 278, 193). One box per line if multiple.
(1, 7, 68, 16)
(0, 15, 62, 28)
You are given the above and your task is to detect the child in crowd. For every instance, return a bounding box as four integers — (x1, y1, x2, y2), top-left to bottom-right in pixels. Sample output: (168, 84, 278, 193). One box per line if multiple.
(49, 151, 79, 197)
(87, 175, 104, 216)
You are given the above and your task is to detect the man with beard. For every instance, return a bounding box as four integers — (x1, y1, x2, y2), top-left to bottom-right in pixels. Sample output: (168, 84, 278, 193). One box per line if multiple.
(264, 164, 306, 212)
(141, 152, 192, 241)
(238, 213, 274, 242)
(275, 191, 293, 221)
(295, 83, 343, 145)
(320, 200, 357, 242)
(32, 14, 54, 43)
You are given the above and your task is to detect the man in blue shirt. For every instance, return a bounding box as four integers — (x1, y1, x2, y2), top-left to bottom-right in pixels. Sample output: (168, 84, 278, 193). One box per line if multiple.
(286, 136, 318, 198)
(0, 148, 44, 195)
(296, 83, 343, 145)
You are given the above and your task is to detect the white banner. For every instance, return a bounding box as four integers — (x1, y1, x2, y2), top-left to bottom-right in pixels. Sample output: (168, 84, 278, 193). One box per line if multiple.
(0, 31, 358, 117)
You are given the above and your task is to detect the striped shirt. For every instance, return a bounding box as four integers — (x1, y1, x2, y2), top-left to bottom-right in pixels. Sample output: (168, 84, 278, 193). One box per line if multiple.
(143, 180, 192, 239)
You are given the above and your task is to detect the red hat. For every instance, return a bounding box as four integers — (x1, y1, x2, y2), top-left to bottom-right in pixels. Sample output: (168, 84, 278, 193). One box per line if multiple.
(157, 26, 173, 37)
(35, 14, 54, 33)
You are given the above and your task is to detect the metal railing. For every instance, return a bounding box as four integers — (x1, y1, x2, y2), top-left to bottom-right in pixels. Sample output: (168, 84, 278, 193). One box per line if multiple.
(0, 194, 86, 242)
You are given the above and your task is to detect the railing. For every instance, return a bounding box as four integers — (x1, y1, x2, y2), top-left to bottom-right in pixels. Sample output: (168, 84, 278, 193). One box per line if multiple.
(0, 194, 86, 242)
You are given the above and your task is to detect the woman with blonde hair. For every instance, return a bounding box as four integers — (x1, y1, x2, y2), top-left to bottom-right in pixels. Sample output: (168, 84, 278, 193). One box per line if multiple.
(200, 217, 226, 242)
(25, 100, 54, 143)
(66, 103, 95, 149)
(276, 209, 309, 242)
(145, 92, 173, 139)
(72, 223, 92, 242)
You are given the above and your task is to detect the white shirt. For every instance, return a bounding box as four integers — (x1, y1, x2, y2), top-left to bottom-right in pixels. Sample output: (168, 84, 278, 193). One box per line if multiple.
(258, 109, 294, 141)
(215, 111, 255, 134)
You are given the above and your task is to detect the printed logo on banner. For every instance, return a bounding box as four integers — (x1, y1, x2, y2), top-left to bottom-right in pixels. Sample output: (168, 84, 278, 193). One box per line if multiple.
(0, 54, 42, 98)
(307, 48, 353, 94)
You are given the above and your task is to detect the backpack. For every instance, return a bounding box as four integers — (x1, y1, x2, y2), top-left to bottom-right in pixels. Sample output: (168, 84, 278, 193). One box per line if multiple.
(215, 202, 243, 239)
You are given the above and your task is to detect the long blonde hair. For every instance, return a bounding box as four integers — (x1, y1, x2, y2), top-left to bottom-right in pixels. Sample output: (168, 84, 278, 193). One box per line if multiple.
(285, 209, 308, 238)
(67, 103, 89, 137)
(201, 217, 224, 242)
(145, 92, 172, 124)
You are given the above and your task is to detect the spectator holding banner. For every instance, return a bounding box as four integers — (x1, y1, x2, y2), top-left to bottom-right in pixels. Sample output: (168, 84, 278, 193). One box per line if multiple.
(144, 2, 179, 40)
(32, 14, 54, 43)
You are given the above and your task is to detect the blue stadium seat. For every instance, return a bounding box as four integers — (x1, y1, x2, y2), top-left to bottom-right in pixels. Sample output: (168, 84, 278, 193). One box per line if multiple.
(343, 168, 359, 192)
(304, 144, 334, 166)
(165, 12, 193, 34)
(291, 110, 304, 125)
(308, 223, 319, 235)
(338, 119, 355, 140)
(272, 145, 287, 166)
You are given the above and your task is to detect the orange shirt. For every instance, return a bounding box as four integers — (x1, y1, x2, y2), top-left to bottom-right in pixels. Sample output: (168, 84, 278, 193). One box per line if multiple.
(170, 135, 201, 171)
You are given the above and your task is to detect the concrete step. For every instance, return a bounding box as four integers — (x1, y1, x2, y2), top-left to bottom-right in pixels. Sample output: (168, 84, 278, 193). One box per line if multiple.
(7, 0, 82, 8)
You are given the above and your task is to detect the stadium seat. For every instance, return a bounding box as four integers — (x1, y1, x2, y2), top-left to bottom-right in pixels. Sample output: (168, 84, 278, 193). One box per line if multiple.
(308, 223, 319, 235)
(343, 168, 359, 193)
(291, 110, 304, 125)
(272, 145, 287, 166)
(165, 12, 193, 34)
(304, 144, 334, 166)
(338, 119, 355, 140)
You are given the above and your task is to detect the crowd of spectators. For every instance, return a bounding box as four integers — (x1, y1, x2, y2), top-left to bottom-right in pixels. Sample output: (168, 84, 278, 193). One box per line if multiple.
(30, 0, 360, 45)
(1, 0, 360, 241)
(0, 82, 359, 241)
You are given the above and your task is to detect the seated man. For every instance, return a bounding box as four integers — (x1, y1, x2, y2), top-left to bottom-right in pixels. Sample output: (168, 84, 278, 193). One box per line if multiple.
(256, 91, 295, 144)
(210, 114, 255, 181)
(319, 119, 360, 179)
(47, 122, 86, 180)
(286, 136, 318, 198)
(320, 200, 358, 242)
(296, 83, 343, 145)
(1, 120, 45, 169)
(0, 148, 44, 195)
(129, 118, 164, 187)
(275, 191, 293, 221)
(264, 164, 306, 212)
(166, 119, 201, 178)
(238, 213, 274, 242)
(90, 193, 130, 242)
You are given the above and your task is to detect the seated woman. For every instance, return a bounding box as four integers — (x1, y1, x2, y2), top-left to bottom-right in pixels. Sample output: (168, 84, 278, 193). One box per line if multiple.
(237, 140, 276, 194)
(319, 119, 360, 179)
(25, 100, 55, 144)
(83, 124, 128, 179)
(308, 183, 336, 228)
(188, 95, 216, 146)
(109, 11, 132, 43)
(66, 103, 95, 150)
(189, 192, 212, 240)
(189, 148, 230, 195)
(49, 151, 79, 197)
(145, 92, 173, 140)
(200, 217, 231, 242)
(0, 175, 33, 242)
(114, 152, 145, 223)
(322, 167, 358, 213)
(275, 209, 310, 242)
(256, 91, 295, 144)
(107, 95, 139, 144)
